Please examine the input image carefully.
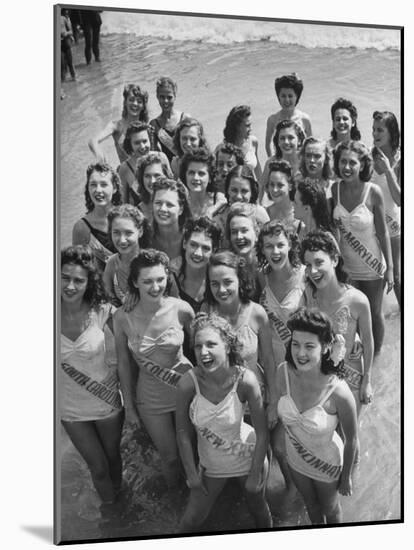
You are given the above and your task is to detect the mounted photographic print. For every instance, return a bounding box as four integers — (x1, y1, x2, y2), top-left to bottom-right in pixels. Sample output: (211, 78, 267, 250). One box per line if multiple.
(55, 3, 402, 545)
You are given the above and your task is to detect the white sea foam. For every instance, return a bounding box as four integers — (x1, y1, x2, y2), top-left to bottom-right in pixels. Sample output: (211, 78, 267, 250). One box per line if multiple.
(101, 12, 400, 51)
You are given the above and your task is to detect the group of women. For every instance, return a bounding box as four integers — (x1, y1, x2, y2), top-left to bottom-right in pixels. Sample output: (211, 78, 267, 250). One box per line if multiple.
(61, 73, 401, 531)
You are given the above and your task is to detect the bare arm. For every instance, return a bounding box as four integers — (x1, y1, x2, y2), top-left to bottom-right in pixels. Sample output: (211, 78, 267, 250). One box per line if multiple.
(256, 306, 278, 428)
(354, 293, 374, 404)
(265, 115, 276, 157)
(371, 184, 393, 290)
(72, 218, 90, 246)
(259, 158, 271, 203)
(252, 137, 262, 181)
(88, 120, 118, 163)
(374, 151, 401, 206)
(334, 383, 358, 496)
(102, 255, 117, 302)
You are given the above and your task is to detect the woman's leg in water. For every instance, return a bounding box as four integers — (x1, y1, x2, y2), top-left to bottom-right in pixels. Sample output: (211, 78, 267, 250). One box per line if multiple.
(95, 409, 125, 493)
(239, 458, 273, 528)
(391, 235, 401, 308)
(314, 478, 342, 524)
(288, 467, 324, 524)
(179, 476, 227, 533)
(352, 278, 384, 355)
(62, 418, 117, 503)
(270, 423, 295, 494)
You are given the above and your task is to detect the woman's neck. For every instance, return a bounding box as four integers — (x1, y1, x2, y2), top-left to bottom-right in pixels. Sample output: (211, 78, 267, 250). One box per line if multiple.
(90, 204, 112, 219)
(156, 223, 180, 241)
(184, 263, 206, 282)
(315, 276, 343, 305)
(271, 198, 292, 219)
(283, 151, 298, 171)
(137, 295, 165, 315)
(119, 245, 140, 264)
(61, 299, 88, 317)
(268, 261, 295, 284)
(217, 297, 243, 320)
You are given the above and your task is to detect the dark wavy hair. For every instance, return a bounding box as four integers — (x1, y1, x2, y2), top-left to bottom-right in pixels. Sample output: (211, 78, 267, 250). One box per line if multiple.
(330, 98, 361, 141)
(84, 162, 122, 213)
(205, 250, 254, 305)
(300, 230, 349, 286)
(179, 216, 222, 279)
(285, 307, 345, 377)
(333, 140, 373, 182)
(135, 152, 172, 204)
(293, 179, 332, 231)
(156, 76, 177, 96)
(274, 73, 304, 104)
(215, 142, 245, 166)
(299, 137, 333, 180)
(121, 84, 149, 122)
(223, 105, 251, 143)
(61, 245, 107, 310)
(224, 164, 259, 204)
(265, 159, 293, 200)
(122, 122, 155, 156)
(256, 220, 301, 270)
(190, 312, 245, 368)
(273, 119, 306, 159)
(107, 204, 152, 249)
(225, 202, 258, 248)
(372, 111, 400, 154)
(152, 177, 192, 231)
(179, 147, 217, 193)
(173, 117, 208, 158)
(127, 248, 172, 299)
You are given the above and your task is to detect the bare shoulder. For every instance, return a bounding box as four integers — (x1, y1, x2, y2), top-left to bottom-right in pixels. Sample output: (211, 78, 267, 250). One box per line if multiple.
(177, 369, 196, 394)
(332, 378, 354, 404)
(72, 218, 90, 244)
(175, 296, 195, 320)
(369, 182, 384, 205)
(251, 301, 267, 323)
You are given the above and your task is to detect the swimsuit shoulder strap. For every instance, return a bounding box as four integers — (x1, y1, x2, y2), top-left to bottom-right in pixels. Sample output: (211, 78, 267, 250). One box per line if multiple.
(126, 160, 136, 176)
(188, 369, 201, 394)
(361, 182, 372, 204)
(81, 217, 93, 231)
(231, 367, 245, 393)
(283, 362, 291, 396)
(317, 377, 340, 407)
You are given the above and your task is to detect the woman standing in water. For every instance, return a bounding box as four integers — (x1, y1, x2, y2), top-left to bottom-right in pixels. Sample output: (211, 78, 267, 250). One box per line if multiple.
(150, 77, 190, 163)
(276, 307, 358, 525)
(72, 162, 122, 271)
(176, 313, 273, 532)
(113, 249, 194, 489)
(89, 84, 149, 164)
(61, 245, 124, 505)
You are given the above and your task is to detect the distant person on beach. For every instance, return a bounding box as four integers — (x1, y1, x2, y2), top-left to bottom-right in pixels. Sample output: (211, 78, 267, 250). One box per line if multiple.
(89, 84, 149, 164)
(265, 73, 312, 157)
(328, 98, 361, 150)
(61, 9, 76, 81)
(114, 249, 194, 489)
(150, 77, 191, 163)
(275, 307, 358, 525)
(331, 140, 393, 356)
(264, 160, 300, 233)
(371, 110, 401, 309)
(176, 312, 273, 532)
(171, 117, 209, 177)
(214, 142, 244, 194)
(72, 162, 121, 271)
(79, 9, 102, 64)
(61, 245, 124, 506)
(216, 105, 262, 181)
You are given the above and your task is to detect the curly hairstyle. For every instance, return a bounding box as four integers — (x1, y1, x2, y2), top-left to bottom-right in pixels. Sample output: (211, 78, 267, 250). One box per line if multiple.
(179, 216, 222, 278)
(61, 245, 107, 310)
(225, 202, 259, 248)
(223, 105, 251, 143)
(107, 204, 152, 249)
(122, 122, 155, 156)
(330, 98, 361, 141)
(151, 177, 192, 231)
(285, 307, 345, 377)
(215, 142, 245, 166)
(127, 248, 172, 298)
(224, 164, 259, 204)
(274, 73, 304, 104)
(299, 137, 333, 180)
(156, 76, 177, 96)
(84, 162, 122, 213)
(293, 179, 332, 231)
(256, 220, 301, 270)
(205, 249, 254, 305)
(121, 84, 149, 122)
(333, 140, 373, 182)
(372, 111, 400, 154)
(273, 119, 306, 159)
(173, 117, 208, 158)
(190, 312, 245, 368)
(179, 147, 217, 194)
(265, 159, 293, 200)
(300, 230, 349, 286)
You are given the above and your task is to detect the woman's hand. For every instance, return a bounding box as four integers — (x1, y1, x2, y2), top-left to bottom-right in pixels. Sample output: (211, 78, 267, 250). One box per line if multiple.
(359, 377, 373, 405)
(374, 147, 392, 173)
(125, 405, 140, 428)
(338, 474, 353, 496)
(385, 267, 394, 294)
(245, 470, 264, 494)
(266, 402, 278, 430)
(186, 471, 208, 495)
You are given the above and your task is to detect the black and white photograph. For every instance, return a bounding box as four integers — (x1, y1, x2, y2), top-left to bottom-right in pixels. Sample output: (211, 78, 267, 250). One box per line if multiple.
(54, 2, 403, 545)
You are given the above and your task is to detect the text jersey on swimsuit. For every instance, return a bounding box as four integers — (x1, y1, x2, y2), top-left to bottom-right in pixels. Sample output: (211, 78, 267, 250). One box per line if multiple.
(189, 369, 256, 478)
(81, 217, 117, 269)
(333, 182, 385, 281)
(277, 362, 344, 483)
(371, 154, 400, 238)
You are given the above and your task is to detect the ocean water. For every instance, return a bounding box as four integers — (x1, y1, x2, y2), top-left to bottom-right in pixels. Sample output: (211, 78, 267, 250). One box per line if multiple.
(58, 9, 401, 542)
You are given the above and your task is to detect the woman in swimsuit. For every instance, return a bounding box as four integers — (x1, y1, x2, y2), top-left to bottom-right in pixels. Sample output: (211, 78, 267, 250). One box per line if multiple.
(276, 307, 358, 524)
(89, 84, 149, 164)
(174, 216, 222, 314)
(265, 160, 300, 233)
(150, 77, 190, 163)
(72, 162, 122, 271)
(256, 220, 306, 493)
(118, 123, 171, 203)
(331, 141, 393, 356)
(176, 312, 273, 532)
(292, 178, 333, 242)
(113, 249, 195, 488)
(179, 147, 227, 219)
(201, 250, 278, 425)
(61, 245, 124, 505)
(102, 205, 151, 307)
(371, 110, 401, 308)
(299, 137, 334, 199)
(328, 98, 361, 150)
(171, 117, 209, 177)
(216, 105, 262, 181)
